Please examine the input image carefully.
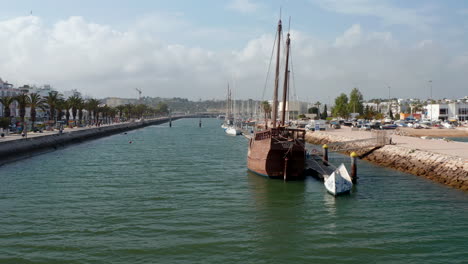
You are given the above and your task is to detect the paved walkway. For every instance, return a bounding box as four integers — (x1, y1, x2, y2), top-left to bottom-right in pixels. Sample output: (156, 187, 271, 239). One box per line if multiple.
(320, 127, 468, 160)
(0, 121, 134, 143)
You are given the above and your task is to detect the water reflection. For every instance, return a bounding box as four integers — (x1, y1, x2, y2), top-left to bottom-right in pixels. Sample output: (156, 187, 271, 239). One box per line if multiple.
(246, 171, 308, 259)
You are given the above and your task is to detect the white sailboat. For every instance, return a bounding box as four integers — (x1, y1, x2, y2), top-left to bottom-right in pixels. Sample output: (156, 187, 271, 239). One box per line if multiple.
(225, 126, 242, 135)
(324, 164, 353, 196)
(224, 86, 242, 136)
(222, 84, 233, 130)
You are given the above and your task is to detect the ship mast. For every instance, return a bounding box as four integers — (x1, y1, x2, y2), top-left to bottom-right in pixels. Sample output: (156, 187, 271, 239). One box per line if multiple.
(281, 30, 291, 126)
(272, 19, 282, 128)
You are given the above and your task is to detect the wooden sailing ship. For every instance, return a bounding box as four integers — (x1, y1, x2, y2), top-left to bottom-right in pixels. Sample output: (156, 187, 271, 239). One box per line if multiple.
(247, 19, 306, 180)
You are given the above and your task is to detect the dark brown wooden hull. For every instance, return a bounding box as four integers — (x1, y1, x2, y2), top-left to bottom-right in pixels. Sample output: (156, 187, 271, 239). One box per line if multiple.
(247, 128, 305, 180)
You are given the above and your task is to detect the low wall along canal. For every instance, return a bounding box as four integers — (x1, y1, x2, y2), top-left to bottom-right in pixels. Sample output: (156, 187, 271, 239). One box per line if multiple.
(0, 116, 185, 164)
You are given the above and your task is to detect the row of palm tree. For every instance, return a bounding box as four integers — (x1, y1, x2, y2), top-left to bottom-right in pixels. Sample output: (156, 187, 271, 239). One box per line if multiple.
(0, 92, 169, 131)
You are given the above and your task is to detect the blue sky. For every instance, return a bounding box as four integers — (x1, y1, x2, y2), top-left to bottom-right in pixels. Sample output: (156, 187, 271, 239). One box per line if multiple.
(0, 0, 467, 101)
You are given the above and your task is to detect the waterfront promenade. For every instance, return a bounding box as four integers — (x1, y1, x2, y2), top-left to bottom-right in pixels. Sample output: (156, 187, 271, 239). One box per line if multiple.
(0, 116, 182, 163)
(319, 126, 468, 159)
(0, 122, 128, 142)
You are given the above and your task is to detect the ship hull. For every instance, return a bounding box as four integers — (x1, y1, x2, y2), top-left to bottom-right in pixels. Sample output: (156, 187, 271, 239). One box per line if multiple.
(247, 128, 305, 180)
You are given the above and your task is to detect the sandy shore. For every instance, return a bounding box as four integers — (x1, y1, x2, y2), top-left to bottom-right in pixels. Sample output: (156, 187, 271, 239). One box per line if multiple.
(395, 127, 468, 137)
(317, 127, 468, 160)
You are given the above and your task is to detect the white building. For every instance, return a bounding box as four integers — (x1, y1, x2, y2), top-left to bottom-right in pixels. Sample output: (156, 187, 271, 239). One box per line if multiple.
(426, 101, 468, 121)
(0, 78, 21, 117)
(278, 101, 308, 120)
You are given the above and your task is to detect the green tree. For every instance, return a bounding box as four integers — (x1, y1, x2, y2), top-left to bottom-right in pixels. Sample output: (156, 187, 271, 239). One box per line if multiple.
(156, 102, 169, 115)
(348, 88, 364, 115)
(86, 99, 101, 124)
(332, 93, 349, 118)
(308, 107, 319, 114)
(62, 99, 71, 125)
(0, 117, 9, 130)
(261, 101, 271, 129)
(15, 93, 30, 131)
(67, 94, 83, 126)
(116, 105, 125, 120)
(314, 101, 321, 119)
(45, 91, 62, 123)
(123, 104, 134, 119)
(29, 93, 47, 129)
(77, 99, 85, 126)
(322, 104, 328, 119)
(0, 96, 15, 119)
(56, 99, 68, 122)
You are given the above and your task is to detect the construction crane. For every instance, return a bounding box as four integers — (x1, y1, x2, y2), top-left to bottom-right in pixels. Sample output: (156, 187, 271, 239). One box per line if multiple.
(135, 88, 142, 101)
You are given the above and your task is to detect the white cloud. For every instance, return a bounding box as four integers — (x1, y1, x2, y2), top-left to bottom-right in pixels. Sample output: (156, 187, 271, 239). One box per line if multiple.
(227, 0, 259, 14)
(0, 16, 466, 102)
(313, 0, 438, 31)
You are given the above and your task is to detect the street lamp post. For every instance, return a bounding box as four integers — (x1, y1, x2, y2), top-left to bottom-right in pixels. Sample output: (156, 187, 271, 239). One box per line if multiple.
(388, 86, 391, 118)
(429, 80, 433, 121)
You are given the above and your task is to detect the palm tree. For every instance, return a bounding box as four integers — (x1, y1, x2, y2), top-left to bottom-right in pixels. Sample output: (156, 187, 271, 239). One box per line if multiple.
(45, 91, 62, 124)
(0, 96, 15, 132)
(116, 105, 125, 121)
(100, 105, 110, 124)
(109, 107, 117, 123)
(261, 101, 271, 129)
(86, 99, 101, 125)
(15, 93, 30, 132)
(0, 96, 15, 119)
(123, 104, 134, 119)
(29, 93, 47, 129)
(67, 94, 83, 126)
(63, 100, 71, 126)
(56, 99, 66, 122)
(77, 99, 85, 126)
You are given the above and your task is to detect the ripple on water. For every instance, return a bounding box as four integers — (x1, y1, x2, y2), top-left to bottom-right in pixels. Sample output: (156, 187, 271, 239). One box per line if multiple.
(0, 119, 467, 264)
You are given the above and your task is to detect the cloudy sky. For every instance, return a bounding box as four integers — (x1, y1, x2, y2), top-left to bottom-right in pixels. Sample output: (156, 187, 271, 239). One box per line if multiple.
(0, 0, 467, 103)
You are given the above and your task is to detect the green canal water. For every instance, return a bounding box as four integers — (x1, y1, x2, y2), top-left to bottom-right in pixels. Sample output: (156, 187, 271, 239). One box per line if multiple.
(449, 137, 468, 143)
(1, 118, 467, 264)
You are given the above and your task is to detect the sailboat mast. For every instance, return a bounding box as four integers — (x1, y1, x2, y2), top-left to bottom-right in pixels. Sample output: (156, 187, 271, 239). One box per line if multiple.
(225, 84, 229, 121)
(229, 87, 232, 121)
(272, 19, 282, 129)
(281, 32, 291, 126)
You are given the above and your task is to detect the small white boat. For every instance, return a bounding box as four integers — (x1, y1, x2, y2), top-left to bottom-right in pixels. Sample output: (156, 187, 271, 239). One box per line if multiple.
(324, 164, 353, 196)
(442, 122, 454, 129)
(225, 126, 242, 136)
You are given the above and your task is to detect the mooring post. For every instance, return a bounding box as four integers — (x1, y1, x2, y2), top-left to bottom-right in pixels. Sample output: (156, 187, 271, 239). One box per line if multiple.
(283, 157, 288, 181)
(350, 151, 358, 184)
(322, 144, 328, 164)
(199, 118, 202, 128)
(169, 118, 172, 127)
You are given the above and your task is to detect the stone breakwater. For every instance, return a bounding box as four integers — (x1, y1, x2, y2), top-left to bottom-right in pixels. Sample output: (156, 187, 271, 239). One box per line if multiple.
(0, 116, 184, 164)
(306, 131, 468, 191)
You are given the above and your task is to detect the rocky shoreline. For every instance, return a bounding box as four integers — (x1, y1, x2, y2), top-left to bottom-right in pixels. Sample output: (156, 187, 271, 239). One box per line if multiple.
(306, 131, 468, 191)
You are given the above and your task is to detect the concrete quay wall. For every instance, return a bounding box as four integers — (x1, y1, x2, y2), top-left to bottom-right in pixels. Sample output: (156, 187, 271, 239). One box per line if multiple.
(0, 116, 182, 163)
(306, 132, 468, 191)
